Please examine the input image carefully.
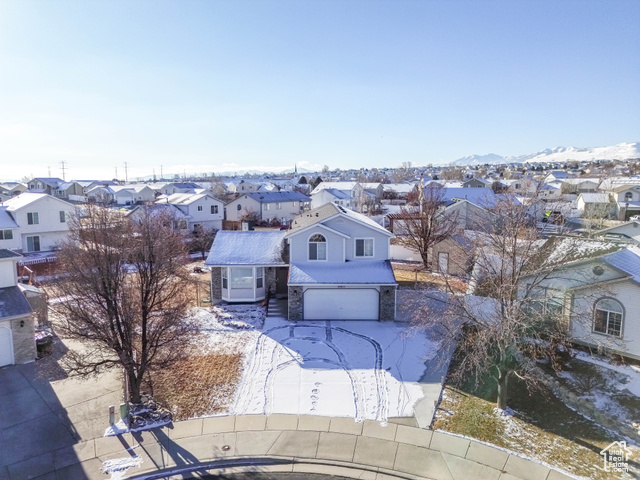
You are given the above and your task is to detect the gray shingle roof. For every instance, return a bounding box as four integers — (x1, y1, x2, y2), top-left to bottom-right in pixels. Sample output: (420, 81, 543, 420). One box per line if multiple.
(205, 231, 287, 266)
(244, 192, 311, 203)
(0, 286, 33, 319)
(0, 249, 21, 259)
(289, 260, 397, 285)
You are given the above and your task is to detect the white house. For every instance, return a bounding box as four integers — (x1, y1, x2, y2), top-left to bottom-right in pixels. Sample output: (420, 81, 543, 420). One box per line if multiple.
(594, 221, 640, 244)
(576, 193, 613, 218)
(111, 185, 156, 205)
(310, 188, 353, 209)
(1, 193, 76, 254)
(0, 249, 37, 367)
(156, 193, 224, 231)
(225, 192, 311, 224)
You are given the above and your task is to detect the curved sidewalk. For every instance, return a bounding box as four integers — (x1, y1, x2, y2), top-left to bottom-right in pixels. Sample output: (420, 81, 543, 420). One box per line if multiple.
(53, 415, 574, 480)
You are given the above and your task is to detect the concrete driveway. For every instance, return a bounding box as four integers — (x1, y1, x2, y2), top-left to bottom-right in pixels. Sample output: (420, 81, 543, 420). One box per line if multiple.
(0, 338, 122, 479)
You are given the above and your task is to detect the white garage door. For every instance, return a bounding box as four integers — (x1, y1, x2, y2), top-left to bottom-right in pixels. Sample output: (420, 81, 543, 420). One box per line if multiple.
(304, 288, 379, 320)
(0, 325, 13, 367)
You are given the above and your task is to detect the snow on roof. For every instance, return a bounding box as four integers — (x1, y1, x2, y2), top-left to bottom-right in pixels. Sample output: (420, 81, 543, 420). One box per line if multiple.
(441, 187, 498, 207)
(0, 286, 33, 319)
(2, 192, 54, 211)
(244, 191, 310, 203)
(579, 193, 611, 204)
(287, 203, 390, 236)
(32, 177, 65, 187)
(289, 260, 396, 285)
(602, 246, 640, 283)
(311, 182, 358, 194)
(205, 231, 287, 266)
(0, 207, 18, 229)
(157, 193, 213, 205)
(320, 189, 351, 200)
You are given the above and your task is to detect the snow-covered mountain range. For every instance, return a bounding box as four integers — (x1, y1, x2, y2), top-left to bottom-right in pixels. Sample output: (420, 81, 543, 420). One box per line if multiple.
(451, 142, 640, 166)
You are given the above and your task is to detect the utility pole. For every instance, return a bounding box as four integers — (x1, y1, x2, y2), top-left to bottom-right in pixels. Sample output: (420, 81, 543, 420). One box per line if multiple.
(48, 166, 51, 177)
(60, 161, 67, 181)
(124, 162, 128, 183)
(115, 167, 118, 180)
(160, 165, 163, 181)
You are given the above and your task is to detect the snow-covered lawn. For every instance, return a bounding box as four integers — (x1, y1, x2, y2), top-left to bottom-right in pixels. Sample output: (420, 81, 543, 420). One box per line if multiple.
(191, 304, 439, 423)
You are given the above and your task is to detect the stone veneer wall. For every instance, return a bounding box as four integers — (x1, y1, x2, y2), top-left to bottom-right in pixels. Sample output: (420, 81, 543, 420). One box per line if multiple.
(12, 315, 36, 364)
(210, 267, 222, 304)
(288, 286, 303, 320)
(265, 268, 277, 295)
(379, 286, 396, 321)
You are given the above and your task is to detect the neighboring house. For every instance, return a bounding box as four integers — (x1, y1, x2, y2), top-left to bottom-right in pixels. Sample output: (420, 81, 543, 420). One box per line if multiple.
(26, 177, 84, 200)
(522, 244, 640, 360)
(544, 170, 570, 183)
(462, 178, 492, 189)
(576, 193, 613, 218)
(311, 182, 383, 212)
(559, 178, 600, 194)
(431, 232, 475, 276)
(608, 184, 640, 219)
(86, 186, 115, 204)
(111, 185, 156, 205)
(156, 193, 224, 231)
(206, 203, 397, 321)
(310, 188, 353, 209)
(126, 204, 190, 233)
(1, 193, 75, 254)
(0, 182, 27, 197)
(0, 207, 19, 251)
(225, 192, 311, 224)
(382, 183, 414, 199)
(594, 221, 640, 244)
(0, 249, 37, 367)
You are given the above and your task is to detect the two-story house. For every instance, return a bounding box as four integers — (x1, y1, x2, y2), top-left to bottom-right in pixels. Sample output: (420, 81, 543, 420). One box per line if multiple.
(111, 185, 156, 205)
(225, 192, 311, 224)
(26, 177, 84, 200)
(1, 193, 76, 254)
(156, 193, 224, 231)
(206, 203, 397, 321)
(0, 249, 37, 367)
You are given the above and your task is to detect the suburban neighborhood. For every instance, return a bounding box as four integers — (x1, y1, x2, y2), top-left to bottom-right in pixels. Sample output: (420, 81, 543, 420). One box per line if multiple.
(2, 1, 639, 479)
(1, 152, 640, 479)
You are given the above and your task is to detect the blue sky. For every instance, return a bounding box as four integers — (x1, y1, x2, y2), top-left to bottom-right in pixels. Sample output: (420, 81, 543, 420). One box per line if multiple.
(0, 0, 638, 181)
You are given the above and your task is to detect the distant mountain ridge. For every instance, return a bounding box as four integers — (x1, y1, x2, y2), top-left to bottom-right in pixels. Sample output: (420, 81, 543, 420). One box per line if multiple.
(451, 142, 640, 166)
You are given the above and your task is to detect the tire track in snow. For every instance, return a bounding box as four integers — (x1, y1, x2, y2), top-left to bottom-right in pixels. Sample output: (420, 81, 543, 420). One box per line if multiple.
(334, 327, 389, 423)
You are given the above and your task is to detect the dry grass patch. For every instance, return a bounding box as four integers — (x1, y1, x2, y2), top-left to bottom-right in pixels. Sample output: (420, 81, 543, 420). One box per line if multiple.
(392, 262, 467, 292)
(147, 351, 243, 421)
(435, 386, 639, 480)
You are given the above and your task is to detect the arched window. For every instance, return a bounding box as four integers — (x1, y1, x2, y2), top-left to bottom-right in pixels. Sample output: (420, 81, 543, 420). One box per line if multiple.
(308, 234, 327, 261)
(594, 298, 623, 337)
(625, 192, 633, 201)
(237, 204, 242, 211)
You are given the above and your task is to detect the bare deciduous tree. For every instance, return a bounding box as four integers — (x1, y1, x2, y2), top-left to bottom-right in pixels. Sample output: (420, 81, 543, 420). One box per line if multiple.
(51, 205, 194, 404)
(406, 194, 613, 409)
(396, 183, 460, 269)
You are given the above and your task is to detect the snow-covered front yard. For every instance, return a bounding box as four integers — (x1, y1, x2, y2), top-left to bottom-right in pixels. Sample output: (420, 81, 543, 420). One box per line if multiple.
(191, 304, 440, 424)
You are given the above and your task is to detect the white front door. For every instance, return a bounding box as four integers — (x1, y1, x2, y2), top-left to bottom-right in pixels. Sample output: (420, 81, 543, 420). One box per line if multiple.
(438, 252, 449, 274)
(303, 288, 379, 320)
(0, 325, 14, 367)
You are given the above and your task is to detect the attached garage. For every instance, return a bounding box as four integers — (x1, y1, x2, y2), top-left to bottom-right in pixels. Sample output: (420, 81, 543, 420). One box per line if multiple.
(0, 323, 14, 367)
(303, 288, 379, 320)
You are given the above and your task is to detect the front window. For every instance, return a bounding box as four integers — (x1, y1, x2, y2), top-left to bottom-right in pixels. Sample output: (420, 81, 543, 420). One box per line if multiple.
(211, 205, 218, 214)
(309, 234, 327, 261)
(197, 205, 203, 212)
(230, 267, 253, 289)
(26, 236, 40, 252)
(222, 269, 228, 289)
(27, 212, 39, 225)
(355, 238, 374, 257)
(594, 299, 623, 337)
(625, 192, 633, 202)
(59, 211, 66, 223)
(237, 204, 242, 211)
(0, 230, 14, 240)
(276, 202, 282, 210)
(256, 268, 264, 289)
